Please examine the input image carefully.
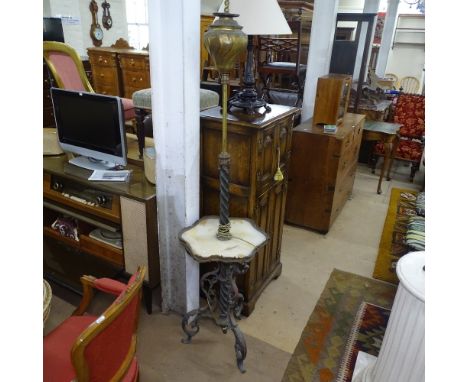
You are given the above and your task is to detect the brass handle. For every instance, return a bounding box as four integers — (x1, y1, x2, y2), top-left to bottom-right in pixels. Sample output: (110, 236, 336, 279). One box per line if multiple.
(100, 73, 104, 78)
(130, 59, 135, 65)
(274, 146, 284, 181)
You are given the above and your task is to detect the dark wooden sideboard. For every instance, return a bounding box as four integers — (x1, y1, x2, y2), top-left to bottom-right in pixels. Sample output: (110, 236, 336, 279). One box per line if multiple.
(43, 155, 160, 313)
(285, 113, 365, 233)
(200, 104, 299, 315)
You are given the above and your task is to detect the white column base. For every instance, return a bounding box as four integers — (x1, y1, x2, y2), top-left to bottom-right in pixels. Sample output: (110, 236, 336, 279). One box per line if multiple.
(352, 252, 425, 382)
(352, 351, 377, 382)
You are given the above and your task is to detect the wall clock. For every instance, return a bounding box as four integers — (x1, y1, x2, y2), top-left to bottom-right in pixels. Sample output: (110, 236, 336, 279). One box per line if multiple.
(102, 0, 113, 30)
(89, 0, 104, 47)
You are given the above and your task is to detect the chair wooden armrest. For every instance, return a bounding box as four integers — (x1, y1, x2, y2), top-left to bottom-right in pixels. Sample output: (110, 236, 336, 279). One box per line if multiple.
(72, 275, 97, 316)
(73, 276, 129, 316)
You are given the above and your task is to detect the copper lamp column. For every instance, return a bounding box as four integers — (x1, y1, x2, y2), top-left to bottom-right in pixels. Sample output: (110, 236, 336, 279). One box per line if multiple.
(203, 2, 247, 240)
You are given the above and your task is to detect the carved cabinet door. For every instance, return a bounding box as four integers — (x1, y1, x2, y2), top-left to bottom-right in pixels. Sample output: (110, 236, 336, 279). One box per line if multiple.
(256, 126, 277, 196)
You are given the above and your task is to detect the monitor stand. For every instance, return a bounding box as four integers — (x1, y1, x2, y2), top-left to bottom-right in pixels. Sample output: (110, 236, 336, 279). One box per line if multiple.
(69, 156, 120, 171)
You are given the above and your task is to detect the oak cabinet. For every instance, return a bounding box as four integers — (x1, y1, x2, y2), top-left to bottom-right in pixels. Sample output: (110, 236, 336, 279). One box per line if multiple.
(200, 105, 299, 315)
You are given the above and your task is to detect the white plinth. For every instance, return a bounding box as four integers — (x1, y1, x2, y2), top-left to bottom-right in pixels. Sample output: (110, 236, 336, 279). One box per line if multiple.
(353, 251, 425, 382)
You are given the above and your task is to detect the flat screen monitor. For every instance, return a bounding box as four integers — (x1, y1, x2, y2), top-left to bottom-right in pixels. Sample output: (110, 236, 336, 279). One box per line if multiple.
(51, 88, 127, 171)
(43, 17, 65, 42)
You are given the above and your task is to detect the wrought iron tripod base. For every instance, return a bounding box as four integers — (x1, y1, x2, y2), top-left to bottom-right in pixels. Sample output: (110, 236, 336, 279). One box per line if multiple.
(181, 262, 249, 373)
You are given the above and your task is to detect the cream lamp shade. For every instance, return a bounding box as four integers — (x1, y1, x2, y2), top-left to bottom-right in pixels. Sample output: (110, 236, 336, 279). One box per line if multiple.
(218, 0, 292, 35)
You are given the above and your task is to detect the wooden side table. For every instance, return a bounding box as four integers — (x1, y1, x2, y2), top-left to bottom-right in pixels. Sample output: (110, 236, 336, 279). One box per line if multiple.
(351, 99, 393, 121)
(179, 216, 268, 373)
(362, 120, 401, 194)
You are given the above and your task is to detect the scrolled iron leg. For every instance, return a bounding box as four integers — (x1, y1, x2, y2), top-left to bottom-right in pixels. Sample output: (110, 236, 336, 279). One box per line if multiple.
(232, 321, 247, 373)
(181, 266, 220, 344)
(217, 262, 249, 372)
(181, 305, 210, 344)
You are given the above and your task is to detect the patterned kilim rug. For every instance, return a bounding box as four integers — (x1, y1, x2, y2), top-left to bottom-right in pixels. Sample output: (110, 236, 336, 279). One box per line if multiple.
(372, 188, 418, 284)
(281, 269, 396, 382)
(336, 302, 391, 381)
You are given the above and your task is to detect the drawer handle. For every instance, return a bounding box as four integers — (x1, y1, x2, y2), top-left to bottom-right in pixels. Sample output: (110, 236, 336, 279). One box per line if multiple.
(100, 73, 104, 78)
(130, 59, 135, 65)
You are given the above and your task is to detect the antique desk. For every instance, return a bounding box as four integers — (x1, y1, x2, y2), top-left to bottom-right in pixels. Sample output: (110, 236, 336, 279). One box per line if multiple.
(362, 120, 401, 194)
(43, 155, 160, 313)
(200, 104, 299, 315)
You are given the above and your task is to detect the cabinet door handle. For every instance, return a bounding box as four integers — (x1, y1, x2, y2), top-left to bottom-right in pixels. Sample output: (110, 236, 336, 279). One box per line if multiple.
(273, 146, 284, 181)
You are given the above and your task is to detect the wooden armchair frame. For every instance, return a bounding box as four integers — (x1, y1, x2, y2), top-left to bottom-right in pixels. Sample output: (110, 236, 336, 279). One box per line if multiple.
(70, 266, 146, 382)
(43, 41, 94, 93)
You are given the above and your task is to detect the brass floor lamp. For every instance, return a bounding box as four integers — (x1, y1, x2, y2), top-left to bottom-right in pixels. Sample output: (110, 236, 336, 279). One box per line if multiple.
(179, 1, 268, 373)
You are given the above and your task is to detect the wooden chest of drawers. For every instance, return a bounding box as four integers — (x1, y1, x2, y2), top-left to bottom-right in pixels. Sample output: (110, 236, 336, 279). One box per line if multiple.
(285, 113, 365, 233)
(87, 47, 149, 98)
(118, 51, 151, 98)
(87, 48, 123, 96)
(200, 105, 299, 315)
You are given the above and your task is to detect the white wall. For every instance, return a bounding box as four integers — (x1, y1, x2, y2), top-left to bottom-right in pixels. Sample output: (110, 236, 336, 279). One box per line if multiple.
(43, 0, 222, 56)
(201, 0, 222, 15)
(337, 0, 425, 90)
(338, 0, 365, 12)
(44, 0, 129, 57)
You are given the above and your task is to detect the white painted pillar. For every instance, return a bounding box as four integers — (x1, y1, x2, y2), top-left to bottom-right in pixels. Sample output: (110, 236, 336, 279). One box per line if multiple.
(375, 0, 400, 77)
(301, 0, 339, 122)
(148, 0, 200, 314)
(43, 0, 51, 16)
(353, 252, 425, 382)
(353, 0, 379, 81)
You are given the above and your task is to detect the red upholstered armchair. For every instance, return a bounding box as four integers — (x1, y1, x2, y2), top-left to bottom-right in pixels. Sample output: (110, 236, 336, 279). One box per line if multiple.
(43, 266, 146, 382)
(373, 93, 425, 181)
(43, 41, 135, 122)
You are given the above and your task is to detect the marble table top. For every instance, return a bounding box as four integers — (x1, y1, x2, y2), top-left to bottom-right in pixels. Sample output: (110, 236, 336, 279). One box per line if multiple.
(179, 216, 269, 263)
(364, 120, 401, 135)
